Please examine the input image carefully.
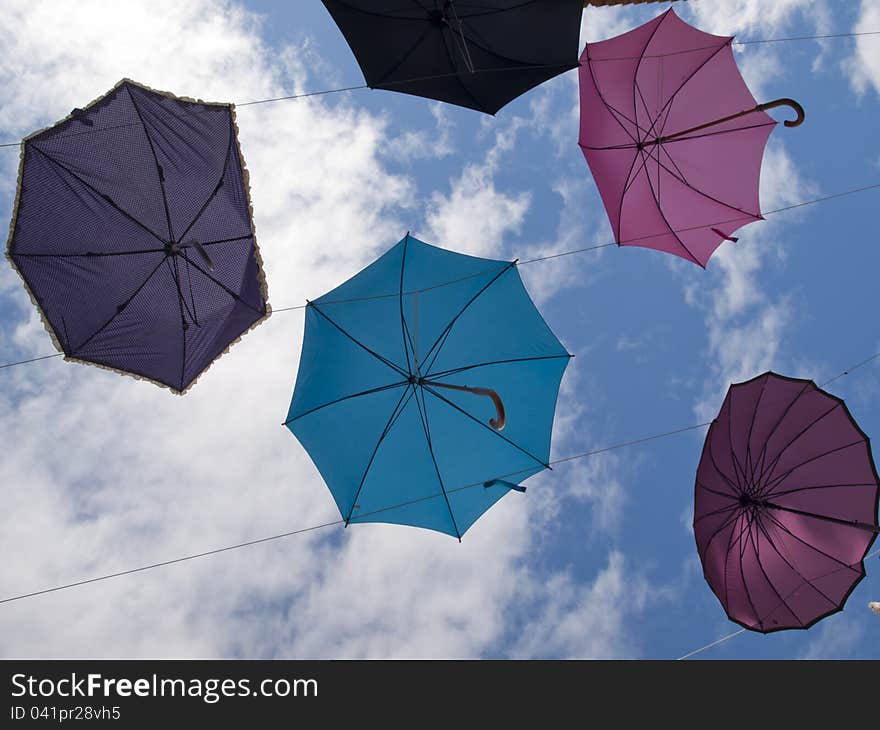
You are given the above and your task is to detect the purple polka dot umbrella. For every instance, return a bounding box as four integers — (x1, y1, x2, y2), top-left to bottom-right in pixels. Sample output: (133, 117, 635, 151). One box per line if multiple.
(6, 79, 269, 394)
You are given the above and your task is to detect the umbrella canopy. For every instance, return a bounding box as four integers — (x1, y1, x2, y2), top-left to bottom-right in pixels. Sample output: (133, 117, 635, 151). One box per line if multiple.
(285, 234, 570, 538)
(321, 0, 584, 115)
(694, 372, 880, 633)
(6, 79, 269, 394)
(578, 9, 804, 267)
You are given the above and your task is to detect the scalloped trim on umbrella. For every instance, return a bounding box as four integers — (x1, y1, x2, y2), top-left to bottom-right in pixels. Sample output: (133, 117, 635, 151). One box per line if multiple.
(4, 77, 272, 396)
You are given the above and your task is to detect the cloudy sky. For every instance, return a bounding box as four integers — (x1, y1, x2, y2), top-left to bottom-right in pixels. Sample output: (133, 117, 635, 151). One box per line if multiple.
(1, 0, 878, 659)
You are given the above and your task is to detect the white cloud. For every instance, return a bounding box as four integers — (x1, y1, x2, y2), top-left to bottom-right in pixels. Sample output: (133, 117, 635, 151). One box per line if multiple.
(423, 118, 531, 256)
(800, 613, 866, 659)
(846, 0, 880, 97)
(0, 0, 643, 659)
(383, 103, 455, 163)
(511, 552, 657, 659)
(684, 140, 816, 420)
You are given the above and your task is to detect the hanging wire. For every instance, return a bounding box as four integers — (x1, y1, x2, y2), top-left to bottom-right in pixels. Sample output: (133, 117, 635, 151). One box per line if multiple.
(3, 181, 880, 371)
(0, 418, 712, 605)
(0, 28, 878, 148)
(1, 344, 879, 607)
(0, 352, 63, 370)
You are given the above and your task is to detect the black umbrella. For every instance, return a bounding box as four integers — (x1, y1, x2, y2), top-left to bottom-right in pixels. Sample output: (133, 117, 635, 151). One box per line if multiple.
(322, 0, 584, 114)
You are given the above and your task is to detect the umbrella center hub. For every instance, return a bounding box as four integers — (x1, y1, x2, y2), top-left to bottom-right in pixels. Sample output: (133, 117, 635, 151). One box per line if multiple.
(739, 493, 768, 509)
(410, 375, 426, 385)
(164, 241, 180, 256)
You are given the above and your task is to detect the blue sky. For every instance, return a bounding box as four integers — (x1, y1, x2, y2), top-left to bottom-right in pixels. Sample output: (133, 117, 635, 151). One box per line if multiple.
(0, 0, 878, 659)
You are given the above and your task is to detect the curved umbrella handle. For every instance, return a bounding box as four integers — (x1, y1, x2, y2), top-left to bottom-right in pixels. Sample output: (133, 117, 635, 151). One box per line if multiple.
(756, 98, 805, 128)
(426, 380, 506, 431)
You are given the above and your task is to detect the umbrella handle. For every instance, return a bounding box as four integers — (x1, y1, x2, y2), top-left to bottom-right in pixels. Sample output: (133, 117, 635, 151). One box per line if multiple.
(655, 97, 806, 144)
(756, 98, 805, 128)
(426, 380, 506, 431)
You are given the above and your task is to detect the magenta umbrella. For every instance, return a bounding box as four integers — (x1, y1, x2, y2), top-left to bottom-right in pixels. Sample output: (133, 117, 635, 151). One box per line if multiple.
(578, 9, 804, 268)
(694, 372, 879, 633)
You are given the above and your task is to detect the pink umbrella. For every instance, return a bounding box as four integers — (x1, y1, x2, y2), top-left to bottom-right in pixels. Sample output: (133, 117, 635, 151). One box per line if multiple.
(578, 9, 805, 267)
(694, 372, 879, 633)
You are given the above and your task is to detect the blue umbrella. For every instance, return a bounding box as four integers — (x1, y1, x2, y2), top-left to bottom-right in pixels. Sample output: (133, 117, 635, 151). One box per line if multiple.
(285, 234, 570, 539)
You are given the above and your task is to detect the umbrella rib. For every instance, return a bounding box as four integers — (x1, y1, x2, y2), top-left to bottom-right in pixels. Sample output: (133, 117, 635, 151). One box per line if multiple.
(725, 389, 750, 494)
(705, 425, 742, 495)
(455, 0, 541, 20)
(420, 326, 454, 376)
(125, 84, 176, 243)
(748, 516, 806, 628)
(629, 9, 672, 142)
(200, 234, 253, 247)
(633, 74, 656, 147)
(437, 26, 486, 111)
(456, 18, 572, 72)
(173, 257, 188, 392)
(419, 261, 515, 376)
(176, 117, 236, 244)
(695, 480, 740, 502)
(762, 510, 860, 573)
(181, 250, 200, 326)
(744, 375, 770, 488)
(612, 149, 650, 242)
(755, 402, 843, 492)
(636, 147, 703, 266)
(182, 255, 264, 316)
(748, 382, 812, 490)
(736, 509, 764, 629)
(374, 25, 435, 87)
(13, 248, 167, 258)
(329, 0, 430, 22)
(422, 384, 549, 468)
(399, 233, 414, 374)
(760, 438, 866, 499)
(285, 380, 410, 425)
(70, 257, 168, 355)
(345, 384, 416, 525)
(309, 303, 408, 377)
(648, 142, 763, 221)
(165, 256, 197, 328)
(412, 385, 462, 540)
(766, 481, 878, 500)
(28, 145, 168, 245)
(719, 511, 744, 613)
(700, 508, 742, 571)
(763, 502, 880, 534)
(645, 41, 732, 144)
(754, 519, 843, 627)
(693, 501, 739, 525)
(582, 53, 639, 146)
(427, 353, 572, 380)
